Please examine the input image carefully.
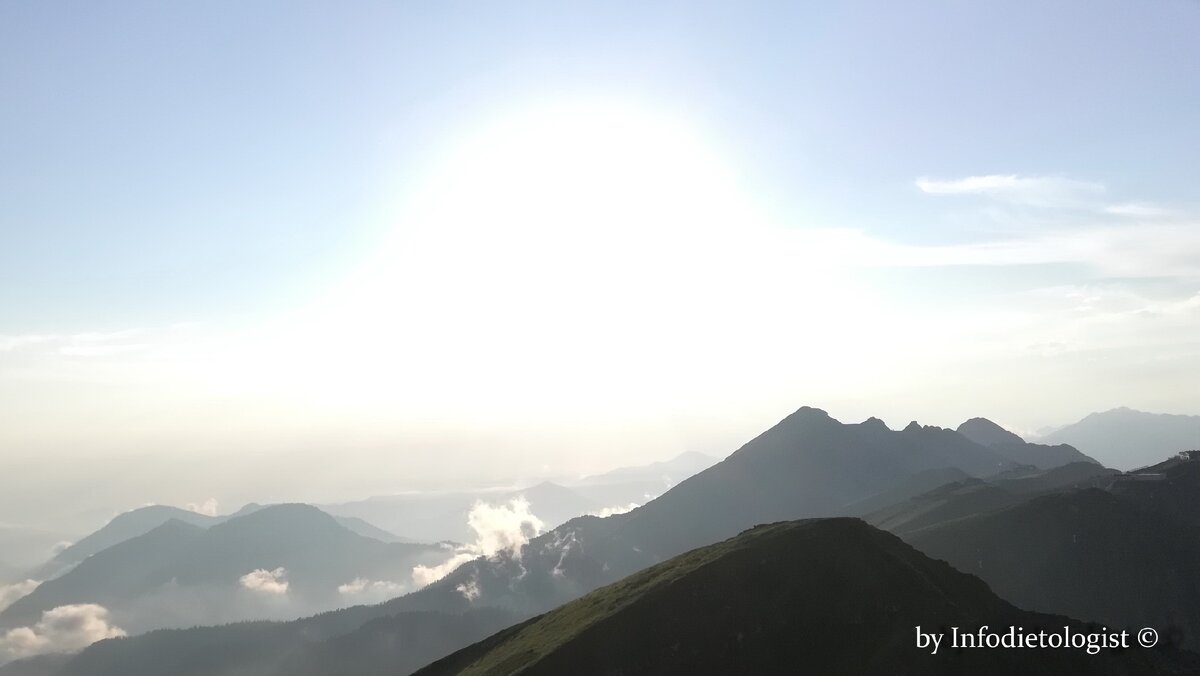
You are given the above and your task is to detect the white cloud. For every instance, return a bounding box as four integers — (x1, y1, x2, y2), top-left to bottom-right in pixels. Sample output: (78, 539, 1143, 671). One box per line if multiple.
(186, 498, 219, 517)
(0, 580, 39, 613)
(456, 576, 481, 602)
(590, 502, 639, 518)
(916, 174, 1103, 207)
(412, 552, 477, 588)
(0, 604, 125, 663)
(466, 497, 544, 557)
(336, 578, 405, 598)
(239, 567, 288, 595)
(545, 530, 580, 578)
(411, 497, 545, 589)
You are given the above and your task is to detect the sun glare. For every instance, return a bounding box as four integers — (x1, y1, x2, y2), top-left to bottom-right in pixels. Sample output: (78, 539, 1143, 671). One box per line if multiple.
(233, 100, 880, 423)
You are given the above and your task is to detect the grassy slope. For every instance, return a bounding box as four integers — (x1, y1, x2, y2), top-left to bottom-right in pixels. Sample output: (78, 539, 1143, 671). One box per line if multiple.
(417, 518, 1198, 676)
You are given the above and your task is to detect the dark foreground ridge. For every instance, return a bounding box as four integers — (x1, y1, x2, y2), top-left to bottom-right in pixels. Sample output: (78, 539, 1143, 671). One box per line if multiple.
(415, 518, 1198, 676)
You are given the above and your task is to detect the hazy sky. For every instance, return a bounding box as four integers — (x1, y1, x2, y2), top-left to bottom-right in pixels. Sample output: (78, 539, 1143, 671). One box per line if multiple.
(2, 1, 1198, 519)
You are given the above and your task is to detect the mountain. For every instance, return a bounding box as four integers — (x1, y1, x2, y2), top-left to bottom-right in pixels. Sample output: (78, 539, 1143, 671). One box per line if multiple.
(27, 504, 407, 582)
(605, 408, 1015, 559)
(415, 519, 1196, 676)
(1038, 408, 1200, 469)
(0, 407, 1123, 674)
(957, 418, 1098, 469)
(0, 505, 448, 635)
(29, 506, 213, 581)
(907, 480, 1200, 649)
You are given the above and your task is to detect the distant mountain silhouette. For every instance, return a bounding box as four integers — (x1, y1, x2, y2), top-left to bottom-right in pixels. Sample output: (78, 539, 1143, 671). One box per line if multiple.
(957, 418, 1098, 469)
(0, 505, 446, 634)
(573, 450, 717, 486)
(415, 519, 1196, 676)
(1038, 407, 1200, 469)
(29, 503, 407, 582)
(30, 506, 212, 580)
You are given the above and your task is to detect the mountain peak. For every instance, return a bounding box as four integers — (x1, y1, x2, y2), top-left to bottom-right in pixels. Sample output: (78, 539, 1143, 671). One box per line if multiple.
(789, 405, 831, 419)
(860, 416, 889, 431)
(903, 421, 923, 432)
(957, 417, 1025, 447)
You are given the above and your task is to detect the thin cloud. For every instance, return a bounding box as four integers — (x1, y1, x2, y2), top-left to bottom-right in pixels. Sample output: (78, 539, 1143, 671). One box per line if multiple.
(1103, 202, 1174, 218)
(916, 174, 1103, 207)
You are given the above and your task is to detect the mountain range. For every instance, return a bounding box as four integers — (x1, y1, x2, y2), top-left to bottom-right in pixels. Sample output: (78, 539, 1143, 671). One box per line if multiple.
(1, 504, 449, 636)
(1037, 407, 1200, 469)
(3, 406, 1194, 675)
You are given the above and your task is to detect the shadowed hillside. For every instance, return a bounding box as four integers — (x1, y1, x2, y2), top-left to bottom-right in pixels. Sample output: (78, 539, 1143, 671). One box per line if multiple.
(415, 519, 1196, 676)
(907, 485, 1200, 649)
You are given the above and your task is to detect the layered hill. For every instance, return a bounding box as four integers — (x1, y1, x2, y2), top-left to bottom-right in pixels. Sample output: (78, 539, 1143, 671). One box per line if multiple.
(416, 519, 1195, 676)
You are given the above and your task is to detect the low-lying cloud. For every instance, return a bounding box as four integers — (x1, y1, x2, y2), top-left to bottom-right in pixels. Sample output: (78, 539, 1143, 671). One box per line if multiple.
(186, 498, 219, 517)
(0, 604, 126, 663)
(0, 580, 39, 613)
(412, 552, 477, 588)
(411, 497, 545, 589)
(239, 567, 288, 595)
(336, 578, 405, 599)
(590, 502, 639, 518)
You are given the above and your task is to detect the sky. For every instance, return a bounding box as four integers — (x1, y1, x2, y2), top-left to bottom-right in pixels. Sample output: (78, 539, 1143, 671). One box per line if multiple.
(2, 1, 1199, 524)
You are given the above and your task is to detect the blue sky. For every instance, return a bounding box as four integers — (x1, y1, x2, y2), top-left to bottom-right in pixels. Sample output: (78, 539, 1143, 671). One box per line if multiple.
(1, 1, 1198, 510)
(5, 0, 1196, 328)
